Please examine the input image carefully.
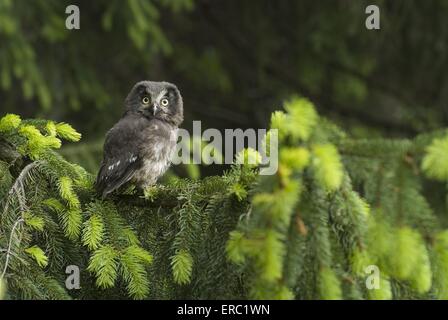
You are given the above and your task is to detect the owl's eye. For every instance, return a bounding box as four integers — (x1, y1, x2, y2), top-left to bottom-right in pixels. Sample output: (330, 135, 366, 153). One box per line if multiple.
(142, 96, 150, 105)
(161, 98, 169, 107)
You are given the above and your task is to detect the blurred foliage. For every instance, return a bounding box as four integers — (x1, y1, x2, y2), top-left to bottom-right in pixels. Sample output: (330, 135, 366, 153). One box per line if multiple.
(1, 0, 448, 174)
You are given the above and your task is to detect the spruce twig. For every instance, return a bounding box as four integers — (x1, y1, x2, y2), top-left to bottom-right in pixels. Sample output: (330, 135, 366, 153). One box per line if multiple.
(0, 217, 24, 280)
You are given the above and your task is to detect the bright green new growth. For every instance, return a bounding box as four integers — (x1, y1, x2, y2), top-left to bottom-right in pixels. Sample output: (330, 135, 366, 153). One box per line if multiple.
(311, 144, 343, 191)
(270, 97, 318, 143)
(120, 245, 153, 299)
(19, 125, 61, 159)
(55, 123, 82, 142)
(226, 231, 246, 264)
(368, 277, 392, 300)
(0, 279, 5, 300)
(171, 249, 193, 285)
(23, 212, 45, 232)
(422, 135, 448, 180)
(280, 147, 310, 171)
(318, 267, 342, 300)
(87, 245, 119, 289)
(351, 248, 373, 276)
(270, 111, 287, 139)
(82, 214, 105, 250)
(283, 96, 318, 141)
(434, 231, 448, 299)
(0, 99, 447, 300)
(410, 249, 432, 294)
(0, 113, 21, 132)
(235, 148, 262, 167)
(24, 246, 48, 268)
(390, 227, 423, 279)
(58, 176, 80, 209)
(45, 121, 57, 137)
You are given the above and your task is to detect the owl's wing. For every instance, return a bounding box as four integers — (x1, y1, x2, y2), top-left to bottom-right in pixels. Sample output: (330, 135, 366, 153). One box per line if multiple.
(95, 117, 143, 198)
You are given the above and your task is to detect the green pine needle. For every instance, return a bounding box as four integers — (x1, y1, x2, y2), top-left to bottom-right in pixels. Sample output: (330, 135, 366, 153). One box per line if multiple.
(389, 227, 422, 280)
(235, 148, 262, 167)
(0, 279, 6, 300)
(351, 249, 373, 277)
(0, 113, 21, 132)
(87, 245, 119, 289)
(45, 121, 57, 137)
(433, 231, 448, 299)
(230, 183, 248, 201)
(119, 246, 153, 299)
(42, 198, 65, 212)
(58, 176, 80, 209)
(280, 147, 310, 171)
(318, 267, 342, 300)
(60, 208, 83, 240)
(422, 135, 448, 181)
(171, 249, 193, 285)
(367, 277, 392, 300)
(24, 246, 48, 268)
(82, 214, 105, 250)
(55, 122, 82, 142)
(124, 246, 153, 265)
(284, 96, 318, 141)
(258, 230, 285, 282)
(23, 212, 45, 231)
(226, 231, 246, 264)
(312, 144, 343, 191)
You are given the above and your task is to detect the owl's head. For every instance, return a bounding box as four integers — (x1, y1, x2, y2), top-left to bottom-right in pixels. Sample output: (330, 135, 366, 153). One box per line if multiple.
(125, 80, 183, 126)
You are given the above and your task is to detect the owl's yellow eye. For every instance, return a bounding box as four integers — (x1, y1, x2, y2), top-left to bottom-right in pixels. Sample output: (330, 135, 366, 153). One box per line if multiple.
(142, 96, 150, 105)
(161, 98, 169, 107)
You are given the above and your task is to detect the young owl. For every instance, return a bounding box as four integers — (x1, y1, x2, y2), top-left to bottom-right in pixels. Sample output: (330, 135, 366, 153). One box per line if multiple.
(95, 81, 183, 198)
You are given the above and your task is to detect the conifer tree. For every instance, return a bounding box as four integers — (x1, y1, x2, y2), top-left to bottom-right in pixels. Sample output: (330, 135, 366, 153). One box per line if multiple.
(0, 97, 447, 300)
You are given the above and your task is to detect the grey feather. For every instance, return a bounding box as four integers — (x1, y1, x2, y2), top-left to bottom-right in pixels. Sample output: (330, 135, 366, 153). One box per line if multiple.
(95, 81, 183, 198)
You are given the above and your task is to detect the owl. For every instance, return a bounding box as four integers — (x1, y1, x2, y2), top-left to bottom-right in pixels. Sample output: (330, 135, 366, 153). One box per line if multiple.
(95, 81, 183, 198)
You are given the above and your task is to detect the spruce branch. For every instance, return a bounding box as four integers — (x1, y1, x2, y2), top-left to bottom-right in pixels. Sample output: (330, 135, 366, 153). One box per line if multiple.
(0, 217, 24, 280)
(1, 161, 42, 216)
(0, 162, 42, 281)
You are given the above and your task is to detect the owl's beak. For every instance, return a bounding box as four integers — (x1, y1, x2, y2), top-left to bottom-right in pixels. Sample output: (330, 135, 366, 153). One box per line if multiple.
(150, 103, 159, 116)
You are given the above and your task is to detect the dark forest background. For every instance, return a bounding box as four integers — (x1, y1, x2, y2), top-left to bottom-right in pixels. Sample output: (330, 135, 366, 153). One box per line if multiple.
(1, 0, 447, 174)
